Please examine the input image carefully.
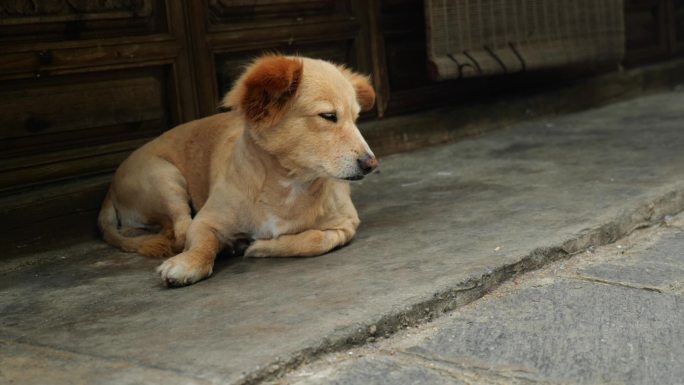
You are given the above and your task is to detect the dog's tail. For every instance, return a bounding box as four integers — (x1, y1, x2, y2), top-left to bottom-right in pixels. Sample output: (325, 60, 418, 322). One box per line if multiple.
(98, 190, 173, 258)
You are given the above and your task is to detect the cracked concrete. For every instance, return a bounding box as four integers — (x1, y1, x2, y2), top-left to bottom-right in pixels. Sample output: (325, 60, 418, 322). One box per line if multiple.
(3, 91, 684, 384)
(282, 214, 684, 385)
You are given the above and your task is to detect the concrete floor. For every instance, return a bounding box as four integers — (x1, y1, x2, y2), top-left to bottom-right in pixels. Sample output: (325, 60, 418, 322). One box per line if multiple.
(2, 91, 684, 385)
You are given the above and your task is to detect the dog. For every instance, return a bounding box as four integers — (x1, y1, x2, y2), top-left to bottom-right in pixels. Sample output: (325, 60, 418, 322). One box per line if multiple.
(98, 55, 378, 286)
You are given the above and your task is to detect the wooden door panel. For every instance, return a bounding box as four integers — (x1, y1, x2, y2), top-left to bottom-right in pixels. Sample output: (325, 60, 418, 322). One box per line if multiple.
(0, 39, 181, 81)
(0, 67, 170, 192)
(0, 69, 167, 155)
(676, 1, 684, 53)
(0, 0, 167, 43)
(624, 0, 671, 64)
(0, 139, 146, 192)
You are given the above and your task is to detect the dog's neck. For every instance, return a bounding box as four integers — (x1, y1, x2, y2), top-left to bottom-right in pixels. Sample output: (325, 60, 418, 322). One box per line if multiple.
(234, 130, 328, 198)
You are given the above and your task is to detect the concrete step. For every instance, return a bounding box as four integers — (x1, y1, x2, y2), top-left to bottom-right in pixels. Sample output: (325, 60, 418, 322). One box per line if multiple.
(2, 91, 684, 385)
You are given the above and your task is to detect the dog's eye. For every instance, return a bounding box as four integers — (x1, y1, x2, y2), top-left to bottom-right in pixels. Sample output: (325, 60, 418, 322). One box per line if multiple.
(318, 112, 337, 123)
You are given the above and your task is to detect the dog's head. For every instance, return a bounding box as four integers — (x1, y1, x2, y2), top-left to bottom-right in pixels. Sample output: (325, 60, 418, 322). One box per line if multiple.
(223, 55, 378, 181)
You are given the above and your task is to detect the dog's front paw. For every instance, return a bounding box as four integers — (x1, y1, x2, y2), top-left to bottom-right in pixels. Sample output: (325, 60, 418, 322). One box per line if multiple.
(244, 240, 272, 258)
(157, 253, 213, 287)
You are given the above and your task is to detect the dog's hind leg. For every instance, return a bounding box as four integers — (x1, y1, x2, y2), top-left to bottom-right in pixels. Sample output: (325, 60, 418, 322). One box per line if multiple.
(139, 158, 193, 253)
(110, 156, 193, 256)
(99, 190, 174, 258)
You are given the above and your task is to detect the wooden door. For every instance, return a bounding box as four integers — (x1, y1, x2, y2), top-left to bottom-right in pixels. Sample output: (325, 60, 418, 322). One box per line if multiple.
(0, 0, 197, 193)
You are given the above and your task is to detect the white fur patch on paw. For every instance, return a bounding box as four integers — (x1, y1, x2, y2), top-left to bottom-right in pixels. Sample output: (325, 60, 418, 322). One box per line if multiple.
(157, 254, 212, 287)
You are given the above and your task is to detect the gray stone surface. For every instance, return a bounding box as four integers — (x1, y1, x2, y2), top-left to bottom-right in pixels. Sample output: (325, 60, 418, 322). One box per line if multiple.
(291, 356, 464, 385)
(287, 220, 684, 385)
(294, 279, 684, 385)
(3, 92, 684, 384)
(577, 231, 684, 292)
(401, 280, 684, 385)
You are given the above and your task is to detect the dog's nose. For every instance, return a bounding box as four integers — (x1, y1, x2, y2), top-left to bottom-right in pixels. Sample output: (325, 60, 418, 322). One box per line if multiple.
(357, 154, 378, 175)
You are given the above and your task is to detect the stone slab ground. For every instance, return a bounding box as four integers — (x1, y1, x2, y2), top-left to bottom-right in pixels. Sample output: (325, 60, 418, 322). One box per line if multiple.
(2, 91, 684, 384)
(283, 213, 684, 385)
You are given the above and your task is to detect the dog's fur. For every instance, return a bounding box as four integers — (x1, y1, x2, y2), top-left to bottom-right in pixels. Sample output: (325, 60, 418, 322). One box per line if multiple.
(98, 55, 378, 286)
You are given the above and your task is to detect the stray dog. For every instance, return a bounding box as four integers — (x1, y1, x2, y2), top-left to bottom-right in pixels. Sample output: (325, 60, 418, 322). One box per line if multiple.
(98, 55, 378, 286)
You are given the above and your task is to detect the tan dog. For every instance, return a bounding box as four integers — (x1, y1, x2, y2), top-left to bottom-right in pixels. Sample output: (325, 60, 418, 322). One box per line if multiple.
(98, 55, 378, 286)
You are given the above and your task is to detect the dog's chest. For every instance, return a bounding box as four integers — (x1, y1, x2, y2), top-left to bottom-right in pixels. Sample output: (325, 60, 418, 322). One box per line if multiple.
(253, 214, 292, 239)
(251, 201, 301, 240)
(252, 197, 317, 239)
(250, 179, 328, 240)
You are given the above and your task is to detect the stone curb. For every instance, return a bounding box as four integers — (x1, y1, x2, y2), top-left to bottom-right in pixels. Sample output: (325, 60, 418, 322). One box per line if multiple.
(239, 184, 684, 385)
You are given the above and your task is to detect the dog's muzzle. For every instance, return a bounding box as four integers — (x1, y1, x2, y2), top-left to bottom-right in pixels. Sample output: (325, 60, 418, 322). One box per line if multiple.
(342, 154, 379, 181)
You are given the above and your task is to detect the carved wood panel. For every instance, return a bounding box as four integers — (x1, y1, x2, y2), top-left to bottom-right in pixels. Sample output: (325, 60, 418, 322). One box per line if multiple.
(0, 0, 166, 42)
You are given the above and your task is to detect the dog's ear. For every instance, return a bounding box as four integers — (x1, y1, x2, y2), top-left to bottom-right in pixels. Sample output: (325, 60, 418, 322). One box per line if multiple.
(222, 56, 303, 126)
(337, 66, 376, 112)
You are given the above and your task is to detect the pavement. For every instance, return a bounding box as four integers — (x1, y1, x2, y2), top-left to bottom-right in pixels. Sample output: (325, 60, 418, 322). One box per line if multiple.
(2, 90, 684, 385)
(281, 213, 684, 385)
